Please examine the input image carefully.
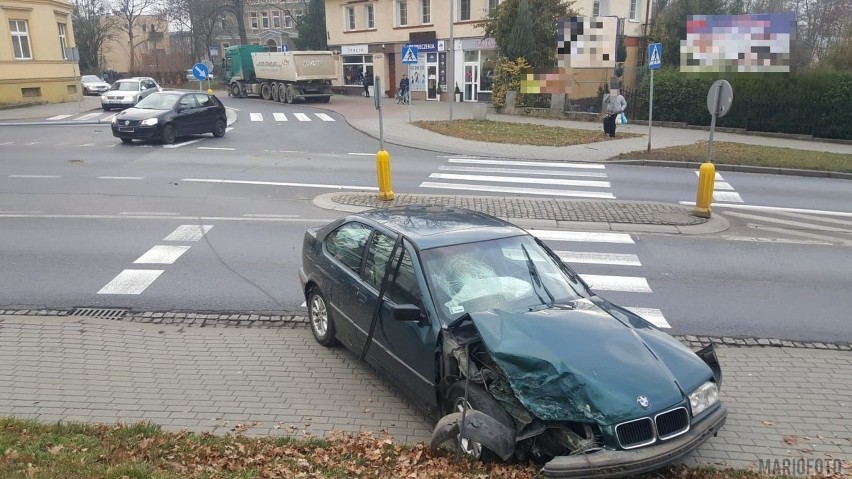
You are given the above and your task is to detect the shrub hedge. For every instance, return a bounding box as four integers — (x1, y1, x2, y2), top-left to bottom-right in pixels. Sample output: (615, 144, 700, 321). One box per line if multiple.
(627, 68, 852, 140)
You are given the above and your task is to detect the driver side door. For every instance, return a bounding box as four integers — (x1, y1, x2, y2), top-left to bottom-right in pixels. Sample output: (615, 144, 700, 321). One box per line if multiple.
(174, 94, 201, 134)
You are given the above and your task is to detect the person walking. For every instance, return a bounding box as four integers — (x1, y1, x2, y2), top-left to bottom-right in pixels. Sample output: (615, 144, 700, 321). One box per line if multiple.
(603, 88, 627, 138)
(397, 74, 410, 104)
(362, 72, 373, 98)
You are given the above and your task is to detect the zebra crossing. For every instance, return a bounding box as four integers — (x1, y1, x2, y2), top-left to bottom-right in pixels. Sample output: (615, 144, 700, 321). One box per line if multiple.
(694, 170, 744, 203)
(530, 229, 671, 328)
(713, 204, 852, 246)
(45, 111, 337, 124)
(421, 157, 615, 199)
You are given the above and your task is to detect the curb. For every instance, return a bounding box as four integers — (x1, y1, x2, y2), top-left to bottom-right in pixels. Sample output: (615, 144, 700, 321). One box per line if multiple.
(2, 310, 849, 350)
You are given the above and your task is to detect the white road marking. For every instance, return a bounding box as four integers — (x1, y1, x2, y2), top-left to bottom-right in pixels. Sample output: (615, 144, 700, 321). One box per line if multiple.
(164, 224, 214, 242)
(294, 113, 311, 121)
(242, 213, 301, 218)
(580, 274, 652, 293)
(428, 173, 611, 188)
(163, 138, 205, 149)
(197, 147, 235, 151)
(348, 153, 375, 156)
(763, 209, 852, 227)
(714, 181, 735, 191)
(0, 141, 12, 146)
(273, 113, 288, 121)
(76, 143, 96, 147)
(695, 171, 725, 181)
(250, 113, 263, 121)
(9, 175, 60, 179)
(439, 165, 608, 178)
(120, 212, 179, 215)
(103, 115, 116, 122)
(315, 113, 335, 121)
(301, 301, 306, 307)
(97, 269, 163, 295)
(75, 112, 102, 121)
(556, 251, 641, 266)
(682, 201, 852, 219)
(0, 210, 43, 214)
(182, 178, 379, 191)
(449, 158, 606, 169)
(530, 230, 635, 244)
(133, 245, 191, 264)
(98, 176, 144, 180)
(24, 142, 40, 146)
(226, 127, 234, 132)
(47, 114, 73, 120)
(744, 225, 852, 246)
(625, 307, 671, 328)
(420, 182, 615, 199)
(725, 211, 852, 233)
(713, 191, 743, 202)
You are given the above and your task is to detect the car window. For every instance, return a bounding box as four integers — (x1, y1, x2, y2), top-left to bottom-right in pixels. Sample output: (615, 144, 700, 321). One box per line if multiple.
(364, 232, 396, 290)
(178, 95, 199, 109)
(325, 222, 372, 273)
(113, 81, 140, 91)
(386, 244, 422, 307)
(194, 94, 215, 107)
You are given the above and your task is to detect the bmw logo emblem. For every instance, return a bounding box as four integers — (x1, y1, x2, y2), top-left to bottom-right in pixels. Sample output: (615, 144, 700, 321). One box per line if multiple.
(637, 396, 650, 409)
(124, 120, 130, 125)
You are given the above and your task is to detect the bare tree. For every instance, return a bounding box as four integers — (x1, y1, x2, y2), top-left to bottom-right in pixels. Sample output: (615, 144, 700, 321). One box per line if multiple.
(794, 0, 852, 64)
(223, 0, 249, 44)
(72, 0, 116, 73)
(161, 0, 230, 62)
(110, 0, 158, 73)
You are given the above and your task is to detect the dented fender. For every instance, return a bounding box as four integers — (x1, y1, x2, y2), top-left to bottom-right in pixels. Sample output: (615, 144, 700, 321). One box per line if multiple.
(429, 410, 515, 461)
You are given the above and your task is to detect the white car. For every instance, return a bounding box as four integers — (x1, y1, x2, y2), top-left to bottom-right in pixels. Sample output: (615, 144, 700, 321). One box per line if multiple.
(81, 75, 110, 95)
(101, 77, 162, 111)
(186, 68, 215, 82)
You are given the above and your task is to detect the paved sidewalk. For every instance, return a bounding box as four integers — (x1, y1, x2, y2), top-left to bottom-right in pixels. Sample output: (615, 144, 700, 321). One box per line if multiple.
(1, 314, 850, 475)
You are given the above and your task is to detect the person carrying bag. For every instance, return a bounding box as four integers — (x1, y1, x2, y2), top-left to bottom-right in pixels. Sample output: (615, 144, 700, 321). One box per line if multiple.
(602, 89, 627, 138)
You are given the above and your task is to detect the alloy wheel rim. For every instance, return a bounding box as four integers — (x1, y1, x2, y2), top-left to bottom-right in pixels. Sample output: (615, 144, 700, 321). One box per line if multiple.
(454, 398, 483, 458)
(311, 295, 328, 336)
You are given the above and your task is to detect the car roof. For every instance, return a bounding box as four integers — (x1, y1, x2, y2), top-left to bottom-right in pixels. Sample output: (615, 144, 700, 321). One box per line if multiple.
(354, 205, 525, 250)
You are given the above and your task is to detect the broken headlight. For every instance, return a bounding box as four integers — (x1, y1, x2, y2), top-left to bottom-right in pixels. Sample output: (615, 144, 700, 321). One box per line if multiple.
(688, 381, 719, 417)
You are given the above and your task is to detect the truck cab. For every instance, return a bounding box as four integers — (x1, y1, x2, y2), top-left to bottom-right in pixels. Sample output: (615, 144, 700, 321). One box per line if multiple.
(223, 44, 266, 96)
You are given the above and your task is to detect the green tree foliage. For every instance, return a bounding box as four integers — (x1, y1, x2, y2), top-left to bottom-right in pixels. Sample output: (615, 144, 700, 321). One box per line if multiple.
(294, 0, 328, 50)
(482, 0, 576, 68)
(504, 0, 535, 61)
(490, 57, 530, 109)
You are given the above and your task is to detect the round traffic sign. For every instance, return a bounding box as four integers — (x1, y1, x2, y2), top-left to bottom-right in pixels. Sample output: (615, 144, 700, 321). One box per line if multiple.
(706, 80, 733, 118)
(192, 63, 209, 81)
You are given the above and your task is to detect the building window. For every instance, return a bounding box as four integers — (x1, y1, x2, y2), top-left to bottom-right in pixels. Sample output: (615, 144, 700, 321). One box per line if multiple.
(9, 20, 32, 60)
(22, 87, 41, 97)
(343, 55, 374, 86)
(592, 0, 600, 15)
(273, 11, 281, 28)
(345, 6, 355, 30)
(250, 12, 258, 29)
(487, 0, 498, 14)
(421, 0, 431, 23)
(629, 0, 639, 20)
(396, 0, 408, 26)
(285, 14, 293, 28)
(296, 9, 303, 23)
(58, 23, 68, 59)
(365, 4, 375, 28)
(261, 11, 269, 28)
(459, 0, 471, 21)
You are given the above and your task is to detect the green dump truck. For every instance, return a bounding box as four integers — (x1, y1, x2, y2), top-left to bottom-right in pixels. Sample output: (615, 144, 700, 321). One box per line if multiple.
(223, 45, 335, 103)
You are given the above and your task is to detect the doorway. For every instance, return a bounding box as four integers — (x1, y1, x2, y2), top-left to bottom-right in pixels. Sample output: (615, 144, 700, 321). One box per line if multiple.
(463, 63, 478, 101)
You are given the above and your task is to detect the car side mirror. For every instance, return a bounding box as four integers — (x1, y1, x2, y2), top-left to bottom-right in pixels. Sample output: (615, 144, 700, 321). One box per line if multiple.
(392, 304, 424, 323)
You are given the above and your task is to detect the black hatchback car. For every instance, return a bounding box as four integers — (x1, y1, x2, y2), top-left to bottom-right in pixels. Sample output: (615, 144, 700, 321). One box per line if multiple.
(300, 205, 727, 478)
(111, 91, 227, 144)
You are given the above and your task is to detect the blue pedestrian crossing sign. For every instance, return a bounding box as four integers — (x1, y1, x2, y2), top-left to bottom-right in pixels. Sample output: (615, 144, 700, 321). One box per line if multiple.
(192, 63, 209, 80)
(401, 46, 419, 64)
(648, 43, 662, 70)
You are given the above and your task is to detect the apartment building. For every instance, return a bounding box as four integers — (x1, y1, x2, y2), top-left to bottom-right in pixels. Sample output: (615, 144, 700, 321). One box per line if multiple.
(214, 0, 303, 58)
(326, 0, 652, 101)
(0, 0, 80, 107)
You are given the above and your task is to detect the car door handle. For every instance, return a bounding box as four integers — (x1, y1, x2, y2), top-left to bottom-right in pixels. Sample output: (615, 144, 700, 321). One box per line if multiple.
(356, 291, 368, 304)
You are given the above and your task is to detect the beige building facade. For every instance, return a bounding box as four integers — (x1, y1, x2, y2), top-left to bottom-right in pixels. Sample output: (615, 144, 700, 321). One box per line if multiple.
(325, 0, 652, 102)
(100, 14, 171, 76)
(0, 0, 80, 107)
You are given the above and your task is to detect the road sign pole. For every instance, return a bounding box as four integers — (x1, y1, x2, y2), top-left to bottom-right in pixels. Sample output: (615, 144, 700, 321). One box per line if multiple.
(647, 68, 654, 152)
(449, 4, 454, 121)
(707, 81, 723, 162)
(408, 65, 412, 123)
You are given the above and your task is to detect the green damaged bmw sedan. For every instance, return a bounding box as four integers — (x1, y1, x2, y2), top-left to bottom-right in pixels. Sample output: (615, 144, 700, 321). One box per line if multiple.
(299, 205, 727, 478)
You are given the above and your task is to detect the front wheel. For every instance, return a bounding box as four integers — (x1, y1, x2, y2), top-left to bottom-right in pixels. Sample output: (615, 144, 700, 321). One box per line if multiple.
(161, 124, 176, 145)
(212, 119, 226, 138)
(230, 82, 242, 98)
(308, 288, 338, 346)
(319, 96, 331, 103)
(445, 382, 514, 462)
(120, 138, 132, 144)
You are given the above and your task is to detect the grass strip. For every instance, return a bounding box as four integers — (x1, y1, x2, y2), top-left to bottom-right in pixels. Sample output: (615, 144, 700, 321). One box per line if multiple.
(413, 120, 639, 146)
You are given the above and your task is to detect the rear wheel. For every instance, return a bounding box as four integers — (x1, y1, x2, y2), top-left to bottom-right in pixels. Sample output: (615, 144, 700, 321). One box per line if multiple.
(285, 85, 295, 104)
(277, 84, 286, 103)
(271, 82, 280, 102)
(307, 287, 338, 346)
(445, 382, 514, 462)
(161, 124, 176, 145)
(261, 82, 272, 100)
(212, 119, 226, 138)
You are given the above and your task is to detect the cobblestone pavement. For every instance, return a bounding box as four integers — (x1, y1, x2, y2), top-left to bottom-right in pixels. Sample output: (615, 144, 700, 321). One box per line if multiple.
(1, 315, 850, 474)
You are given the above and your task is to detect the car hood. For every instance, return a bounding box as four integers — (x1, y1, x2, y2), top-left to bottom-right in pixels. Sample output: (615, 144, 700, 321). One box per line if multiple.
(105, 91, 139, 98)
(467, 300, 713, 425)
(115, 108, 169, 120)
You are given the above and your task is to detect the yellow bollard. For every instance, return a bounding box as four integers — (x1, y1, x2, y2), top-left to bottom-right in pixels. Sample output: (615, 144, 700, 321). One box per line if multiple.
(693, 161, 716, 218)
(376, 149, 394, 201)
(207, 88, 213, 95)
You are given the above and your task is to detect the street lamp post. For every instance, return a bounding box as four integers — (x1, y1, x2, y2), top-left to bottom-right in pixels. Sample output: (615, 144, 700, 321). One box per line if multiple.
(448, 0, 454, 121)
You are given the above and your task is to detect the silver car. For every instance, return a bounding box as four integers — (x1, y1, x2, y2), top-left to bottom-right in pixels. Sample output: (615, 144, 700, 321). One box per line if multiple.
(81, 75, 110, 95)
(101, 77, 162, 111)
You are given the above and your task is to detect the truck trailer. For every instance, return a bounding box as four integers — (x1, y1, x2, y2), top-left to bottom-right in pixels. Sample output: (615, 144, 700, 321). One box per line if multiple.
(223, 45, 336, 103)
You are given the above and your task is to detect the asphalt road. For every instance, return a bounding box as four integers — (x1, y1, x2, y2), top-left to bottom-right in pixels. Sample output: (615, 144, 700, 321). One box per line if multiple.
(1, 101, 851, 342)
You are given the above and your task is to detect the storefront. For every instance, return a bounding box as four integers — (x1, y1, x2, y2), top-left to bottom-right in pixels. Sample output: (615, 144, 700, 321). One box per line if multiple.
(341, 44, 374, 95)
(402, 41, 446, 101)
(456, 38, 498, 102)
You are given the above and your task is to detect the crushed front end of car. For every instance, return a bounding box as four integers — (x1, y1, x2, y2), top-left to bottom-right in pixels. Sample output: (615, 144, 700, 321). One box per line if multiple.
(429, 301, 727, 478)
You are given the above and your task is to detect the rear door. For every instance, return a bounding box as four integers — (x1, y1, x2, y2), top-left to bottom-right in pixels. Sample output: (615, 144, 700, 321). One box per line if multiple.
(192, 93, 219, 133)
